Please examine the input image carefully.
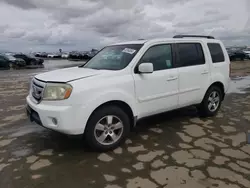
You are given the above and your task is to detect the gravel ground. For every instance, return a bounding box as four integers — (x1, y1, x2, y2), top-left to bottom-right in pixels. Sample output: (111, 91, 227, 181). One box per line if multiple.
(0, 60, 250, 188)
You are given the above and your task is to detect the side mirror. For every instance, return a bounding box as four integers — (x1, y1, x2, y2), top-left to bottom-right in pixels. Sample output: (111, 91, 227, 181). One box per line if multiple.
(138, 63, 153, 74)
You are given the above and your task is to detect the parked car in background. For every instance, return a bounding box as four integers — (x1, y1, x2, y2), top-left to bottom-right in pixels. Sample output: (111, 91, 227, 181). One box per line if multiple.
(47, 53, 61, 58)
(0, 54, 10, 69)
(34, 52, 42, 57)
(5, 52, 15, 56)
(88, 49, 99, 58)
(227, 50, 247, 61)
(82, 51, 91, 59)
(4, 54, 26, 68)
(69, 50, 98, 60)
(68, 51, 85, 60)
(61, 53, 69, 59)
(14, 53, 44, 65)
(35, 52, 48, 58)
(243, 48, 250, 59)
(47, 54, 54, 58)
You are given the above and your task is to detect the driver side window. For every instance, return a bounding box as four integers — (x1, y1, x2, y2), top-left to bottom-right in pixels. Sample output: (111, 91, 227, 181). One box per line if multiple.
(139, 44, 173, 71)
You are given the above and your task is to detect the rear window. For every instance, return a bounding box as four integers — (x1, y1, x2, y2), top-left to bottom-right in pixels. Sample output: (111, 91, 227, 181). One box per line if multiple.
(176, 43, 205, 67)
(207, 43, 225, 63)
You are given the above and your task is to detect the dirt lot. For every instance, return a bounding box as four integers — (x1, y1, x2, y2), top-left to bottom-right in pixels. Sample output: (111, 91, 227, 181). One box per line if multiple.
(230, 60, 250, 76)
(0, 60, 250, 188)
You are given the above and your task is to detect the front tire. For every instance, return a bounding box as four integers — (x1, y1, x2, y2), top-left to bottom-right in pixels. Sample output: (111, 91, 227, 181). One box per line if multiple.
(84, 105, 130, 152)
(198, 86, 222, 117)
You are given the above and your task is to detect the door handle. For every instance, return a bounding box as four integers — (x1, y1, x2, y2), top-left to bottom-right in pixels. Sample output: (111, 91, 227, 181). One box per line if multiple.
(167, 77, 178, 81)
(201, 71, 209, 75)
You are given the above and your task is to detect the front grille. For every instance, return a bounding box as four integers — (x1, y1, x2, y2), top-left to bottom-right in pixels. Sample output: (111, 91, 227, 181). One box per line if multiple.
(31, 78, 46, 103)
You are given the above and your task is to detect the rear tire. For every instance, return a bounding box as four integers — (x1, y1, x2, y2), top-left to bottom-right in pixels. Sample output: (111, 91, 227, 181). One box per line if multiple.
(198, 86, 222, 117)
(84, 105, 130, 152)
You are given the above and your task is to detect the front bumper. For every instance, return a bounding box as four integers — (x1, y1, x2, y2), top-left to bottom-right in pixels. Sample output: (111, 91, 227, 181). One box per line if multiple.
(26, 95, 85, 135)
(26, 105, 42, 126)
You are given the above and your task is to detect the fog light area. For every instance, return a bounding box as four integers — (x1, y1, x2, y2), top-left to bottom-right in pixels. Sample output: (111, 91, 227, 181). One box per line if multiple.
(51, 118, 58, 125)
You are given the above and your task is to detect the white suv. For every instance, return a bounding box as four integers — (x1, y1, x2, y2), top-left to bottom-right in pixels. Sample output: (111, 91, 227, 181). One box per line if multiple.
(26, 35, 230, 151)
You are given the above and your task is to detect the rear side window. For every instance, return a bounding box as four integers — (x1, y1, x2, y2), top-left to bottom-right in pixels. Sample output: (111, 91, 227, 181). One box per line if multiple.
(207, 43, 225, 63)
(176, 43, 205, 67)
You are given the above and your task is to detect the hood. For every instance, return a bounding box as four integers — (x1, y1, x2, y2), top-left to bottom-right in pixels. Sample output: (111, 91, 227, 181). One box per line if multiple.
(35, 67, 110, 82)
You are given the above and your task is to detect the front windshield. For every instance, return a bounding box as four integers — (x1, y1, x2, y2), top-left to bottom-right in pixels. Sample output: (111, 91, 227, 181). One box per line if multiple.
(83, 44, 143, 70)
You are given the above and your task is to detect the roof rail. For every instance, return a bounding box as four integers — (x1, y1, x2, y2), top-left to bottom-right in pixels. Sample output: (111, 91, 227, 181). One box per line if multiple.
(173, 35, 215, 39)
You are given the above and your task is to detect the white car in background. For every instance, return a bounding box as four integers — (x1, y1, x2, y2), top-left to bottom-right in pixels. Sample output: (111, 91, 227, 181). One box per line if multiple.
(61, 53, 69, 58)
(243, 48, 250, 59)
(47, 53, 61, 58)
(47, 54, 56, 58)
(26, 35, 230, 151)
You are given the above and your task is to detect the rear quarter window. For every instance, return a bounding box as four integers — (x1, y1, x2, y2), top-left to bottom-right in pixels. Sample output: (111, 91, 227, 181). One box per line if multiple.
(207, 43, 225, 63)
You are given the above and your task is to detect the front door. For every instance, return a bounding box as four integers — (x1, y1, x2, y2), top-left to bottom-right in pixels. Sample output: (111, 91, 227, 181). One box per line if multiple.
(133, 43, 179, 118)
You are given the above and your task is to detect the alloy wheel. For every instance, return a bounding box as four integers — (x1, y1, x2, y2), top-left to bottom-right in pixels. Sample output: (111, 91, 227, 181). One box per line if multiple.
(94, 115, 124, 146)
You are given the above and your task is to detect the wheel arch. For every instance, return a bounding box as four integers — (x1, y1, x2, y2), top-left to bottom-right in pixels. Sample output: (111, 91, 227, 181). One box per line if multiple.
(86, 100, 136, 131)
(207, 81, 225, 100)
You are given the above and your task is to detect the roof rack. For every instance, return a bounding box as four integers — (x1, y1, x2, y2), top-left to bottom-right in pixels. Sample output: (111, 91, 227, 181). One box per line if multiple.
(173, 35, 215, 39)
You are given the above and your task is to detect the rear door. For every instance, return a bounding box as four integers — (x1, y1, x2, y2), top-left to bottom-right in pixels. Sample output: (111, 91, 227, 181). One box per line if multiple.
(175, 42, 211, 107)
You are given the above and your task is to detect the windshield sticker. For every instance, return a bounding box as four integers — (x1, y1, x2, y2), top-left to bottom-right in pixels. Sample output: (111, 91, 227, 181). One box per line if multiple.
(122, 48, 136, 54)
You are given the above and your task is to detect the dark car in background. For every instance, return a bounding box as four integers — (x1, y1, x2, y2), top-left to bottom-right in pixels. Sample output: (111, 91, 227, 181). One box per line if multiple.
(68, 51, 86, 60)
(0, 54, 10, 69)
(227, 50, 247, 61)
(88, 49, 99, 58)
(35, 52, 48, 58)
(68, 49, 99, 61)
(4, 54, 26, 68)
(14, 54, 44, 65)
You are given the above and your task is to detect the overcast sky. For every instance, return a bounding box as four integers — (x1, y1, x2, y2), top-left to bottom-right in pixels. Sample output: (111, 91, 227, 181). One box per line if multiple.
(0, 0, 249, 52)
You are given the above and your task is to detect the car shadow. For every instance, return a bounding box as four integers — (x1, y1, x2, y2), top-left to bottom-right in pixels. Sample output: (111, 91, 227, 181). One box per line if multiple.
(134, 106, 198, 132)
(20, 106, 200, 153)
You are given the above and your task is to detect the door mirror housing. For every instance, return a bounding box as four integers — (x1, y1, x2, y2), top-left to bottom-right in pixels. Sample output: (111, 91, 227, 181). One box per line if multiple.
(138, 63, 153, 74)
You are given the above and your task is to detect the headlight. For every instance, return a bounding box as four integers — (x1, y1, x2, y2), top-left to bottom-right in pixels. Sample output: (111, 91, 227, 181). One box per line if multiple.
(43, 83, 73, 100)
